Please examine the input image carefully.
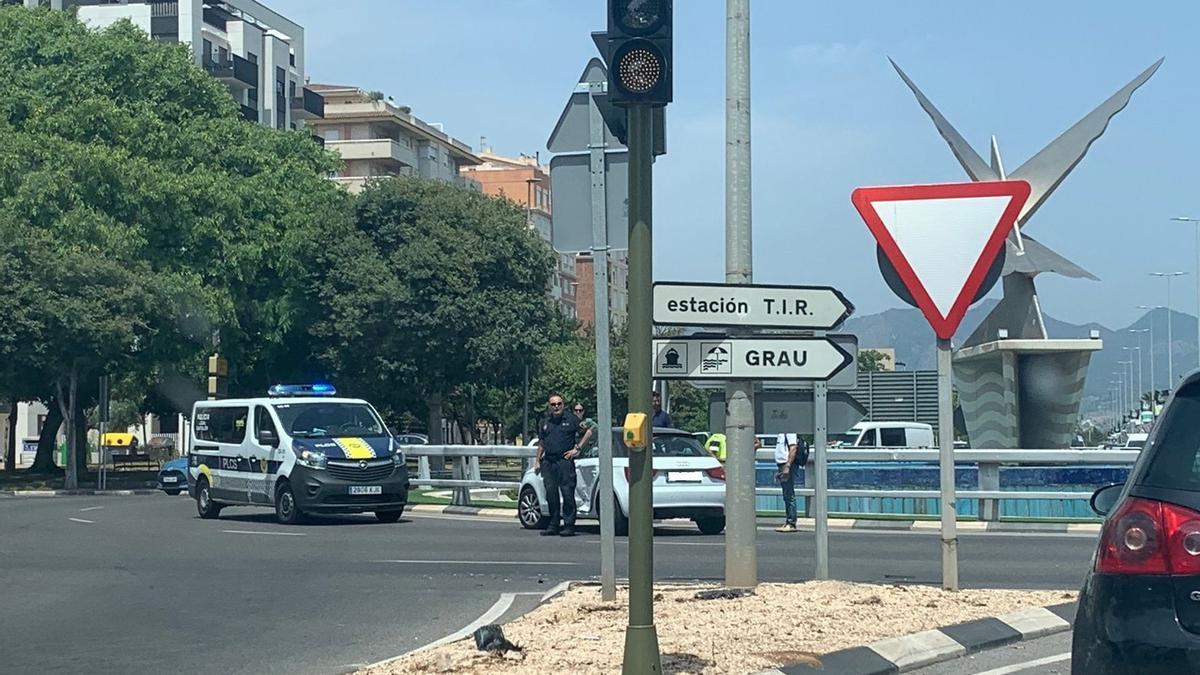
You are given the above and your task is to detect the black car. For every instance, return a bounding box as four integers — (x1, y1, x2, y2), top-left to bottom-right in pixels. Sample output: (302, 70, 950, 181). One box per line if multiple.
(1073, 370, 1200, 674)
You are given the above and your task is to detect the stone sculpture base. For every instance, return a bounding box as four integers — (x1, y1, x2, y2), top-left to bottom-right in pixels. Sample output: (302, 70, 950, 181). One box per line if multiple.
(954, 339, 1102, 449)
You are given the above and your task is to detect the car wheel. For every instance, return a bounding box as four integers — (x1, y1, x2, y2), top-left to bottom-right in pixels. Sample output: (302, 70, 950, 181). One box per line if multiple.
(195, 478, 222, 519)
(164, 488, 182, 496)
(695, 515, 726, 535)
(375, 509, 404, 523)
(274, 481, 305, 525)
(518, 486, 549, 530)
(613, 494, 629, 537)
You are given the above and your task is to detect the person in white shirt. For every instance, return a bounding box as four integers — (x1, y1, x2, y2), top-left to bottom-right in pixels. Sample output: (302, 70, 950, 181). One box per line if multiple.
(774, 433, 804, 533)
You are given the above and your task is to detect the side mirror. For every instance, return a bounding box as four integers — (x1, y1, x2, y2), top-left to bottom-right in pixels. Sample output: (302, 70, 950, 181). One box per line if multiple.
(1090, 483, 1124, 516)
(257, 428, 279, 448)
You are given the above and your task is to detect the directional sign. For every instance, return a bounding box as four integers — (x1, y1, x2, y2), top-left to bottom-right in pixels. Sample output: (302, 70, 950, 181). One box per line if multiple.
(685, 334, 859, 390)
(851, 180, 1030, 340)
(653, 336, 853, 381)
(653, 282, 853, 330)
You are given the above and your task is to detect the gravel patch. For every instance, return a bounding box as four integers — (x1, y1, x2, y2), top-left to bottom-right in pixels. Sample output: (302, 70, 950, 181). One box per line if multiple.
(362, 581, 1075, 674)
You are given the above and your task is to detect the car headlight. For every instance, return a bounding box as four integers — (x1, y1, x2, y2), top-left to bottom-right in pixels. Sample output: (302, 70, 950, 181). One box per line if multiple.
(297, 449, 327, 469)
(391, 441, 405, 465)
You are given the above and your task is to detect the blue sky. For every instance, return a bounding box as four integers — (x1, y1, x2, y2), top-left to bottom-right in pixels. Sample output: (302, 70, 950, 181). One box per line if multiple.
(286, 1, 1197, 331)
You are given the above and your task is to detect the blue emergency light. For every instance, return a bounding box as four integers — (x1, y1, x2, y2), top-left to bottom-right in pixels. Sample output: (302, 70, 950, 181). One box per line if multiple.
(267, 383, 338, 397)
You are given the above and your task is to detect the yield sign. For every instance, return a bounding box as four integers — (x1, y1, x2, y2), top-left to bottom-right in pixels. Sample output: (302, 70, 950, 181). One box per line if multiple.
(851, 180, 1031, 340)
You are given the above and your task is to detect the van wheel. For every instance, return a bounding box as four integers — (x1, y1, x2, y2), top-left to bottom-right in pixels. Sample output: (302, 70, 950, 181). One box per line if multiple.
(274, 481, 305, 525)
(195, 478, 222, 519)
(375, 509, 404, 523)
(518, 487, 549, 530)
(696, 516, 726, 535)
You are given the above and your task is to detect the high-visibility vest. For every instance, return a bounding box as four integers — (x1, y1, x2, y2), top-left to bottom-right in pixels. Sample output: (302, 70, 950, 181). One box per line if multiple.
(705, 433, 727, 462)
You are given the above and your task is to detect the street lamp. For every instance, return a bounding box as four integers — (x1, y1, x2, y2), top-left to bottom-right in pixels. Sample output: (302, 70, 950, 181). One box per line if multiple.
(1170, 216, 1200, 368)
(1119, 360, 1134, 416)
(1123, 346, 1142, 412)
(1130, 327, 1152, 410)
(1150, 271, 1188, 388)
(1111, 379, 1124, 431)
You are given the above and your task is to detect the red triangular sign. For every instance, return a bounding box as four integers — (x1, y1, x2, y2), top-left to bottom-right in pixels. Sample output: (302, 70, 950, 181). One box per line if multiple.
(851, 180, 1031, 340)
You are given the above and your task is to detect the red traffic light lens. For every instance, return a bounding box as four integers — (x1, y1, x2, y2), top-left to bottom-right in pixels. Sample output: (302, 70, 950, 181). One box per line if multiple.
(617, 46, 663, 94)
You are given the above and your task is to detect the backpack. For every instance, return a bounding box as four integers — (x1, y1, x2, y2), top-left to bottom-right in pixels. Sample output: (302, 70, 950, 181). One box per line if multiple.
(793, 434, 810, 466)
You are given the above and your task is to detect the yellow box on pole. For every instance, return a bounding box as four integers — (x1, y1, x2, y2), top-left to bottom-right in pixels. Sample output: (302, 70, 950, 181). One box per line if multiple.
(622, 413, 649, 450)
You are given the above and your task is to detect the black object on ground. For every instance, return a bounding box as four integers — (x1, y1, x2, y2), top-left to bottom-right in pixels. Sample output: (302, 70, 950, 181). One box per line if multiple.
(473, 624, 523, 654)
(694, 588, 755, 601)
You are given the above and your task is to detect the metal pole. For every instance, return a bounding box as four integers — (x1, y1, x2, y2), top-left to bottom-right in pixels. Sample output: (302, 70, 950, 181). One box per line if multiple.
(1168, 276, 1175, 387)
(587, 79, 617, 603)
(723, 0, 757, 589)
(813, 380, 829, 579)
(621, 103, 660, 675)
(1195, 222, 1199, 370)
(1137, 348, 1144, 411)
(937, 338, 959, 591)
(522, 362, 529, 443)
(1149, 322, 1156, 409)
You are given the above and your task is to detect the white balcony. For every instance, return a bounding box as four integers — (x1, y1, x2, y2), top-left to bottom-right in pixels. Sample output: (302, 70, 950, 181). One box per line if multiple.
(326, 138, 416, 169)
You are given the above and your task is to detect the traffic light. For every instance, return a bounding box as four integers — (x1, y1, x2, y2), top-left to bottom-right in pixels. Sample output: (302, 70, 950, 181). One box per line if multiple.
(207, 353, 228, 400)
(607, 0, 672, 107)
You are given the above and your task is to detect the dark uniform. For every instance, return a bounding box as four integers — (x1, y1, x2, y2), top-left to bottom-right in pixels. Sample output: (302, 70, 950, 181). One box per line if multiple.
(539, 411, 581, 533)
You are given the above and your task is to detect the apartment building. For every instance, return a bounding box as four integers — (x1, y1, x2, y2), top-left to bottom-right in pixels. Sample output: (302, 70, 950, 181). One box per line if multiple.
(574, 251, 629, 331)
(307, 84, 482, 193)
(25, 0, 323, 130)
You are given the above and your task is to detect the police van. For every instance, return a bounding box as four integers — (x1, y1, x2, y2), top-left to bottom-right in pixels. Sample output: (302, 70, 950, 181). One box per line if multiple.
(188, 384, 410, 524)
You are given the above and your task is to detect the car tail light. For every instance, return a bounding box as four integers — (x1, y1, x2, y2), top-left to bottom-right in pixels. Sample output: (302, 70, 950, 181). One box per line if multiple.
(1096, 497, 1200, 575)
(705, 466, 726, 481)
(623, 467, 658, 482)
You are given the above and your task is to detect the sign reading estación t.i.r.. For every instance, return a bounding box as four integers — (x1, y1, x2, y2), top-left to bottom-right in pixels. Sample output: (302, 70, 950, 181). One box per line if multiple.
(653, 282, 854, 330)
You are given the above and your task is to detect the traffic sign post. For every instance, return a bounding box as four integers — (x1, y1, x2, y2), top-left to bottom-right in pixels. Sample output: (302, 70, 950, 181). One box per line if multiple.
(851, 179, 1032, 592)
(653, 282, 853, 330)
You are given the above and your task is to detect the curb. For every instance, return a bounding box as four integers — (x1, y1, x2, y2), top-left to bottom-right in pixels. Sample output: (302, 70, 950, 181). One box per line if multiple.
(407, 503, 516, 519)
(765, 601, 1075, 674)
(405, 503, 1102, 534)
(0, 489, 161, 497)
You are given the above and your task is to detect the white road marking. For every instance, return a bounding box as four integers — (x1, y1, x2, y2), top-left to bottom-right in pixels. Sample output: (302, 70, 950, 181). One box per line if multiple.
(221, 529, 307, 537)
(973, 652, 1069, 675)
(68, 517, 94, 524)
(78, 506, 105, 512)
(366, 592, 517, 666)
(656, 541, 724, 547)
(374, 559, 577, 566)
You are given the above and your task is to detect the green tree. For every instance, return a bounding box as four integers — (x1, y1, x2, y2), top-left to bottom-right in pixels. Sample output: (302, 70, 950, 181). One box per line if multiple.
(311, 178, 569, 442)
(858, 349, 893, 373)
(0, 7, 350, 480)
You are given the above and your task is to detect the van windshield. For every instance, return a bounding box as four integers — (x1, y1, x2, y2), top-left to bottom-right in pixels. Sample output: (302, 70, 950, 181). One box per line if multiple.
(272, 402, 385, 439)
(831, 431, 860, 446)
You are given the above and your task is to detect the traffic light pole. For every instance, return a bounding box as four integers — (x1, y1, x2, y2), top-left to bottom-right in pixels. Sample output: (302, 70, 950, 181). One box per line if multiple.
(623, 103, 661, 675)
(724, 0, 757, 589)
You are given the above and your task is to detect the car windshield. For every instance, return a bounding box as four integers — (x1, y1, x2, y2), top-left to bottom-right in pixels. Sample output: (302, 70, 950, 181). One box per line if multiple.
(272, 402, 385, 439)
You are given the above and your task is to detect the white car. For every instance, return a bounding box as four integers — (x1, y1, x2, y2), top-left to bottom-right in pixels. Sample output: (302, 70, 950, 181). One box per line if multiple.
(518, 428, 726, 535)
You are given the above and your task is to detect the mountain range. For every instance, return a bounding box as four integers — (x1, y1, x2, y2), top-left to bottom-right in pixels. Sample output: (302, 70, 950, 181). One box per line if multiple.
(844, 301, 1199, 412)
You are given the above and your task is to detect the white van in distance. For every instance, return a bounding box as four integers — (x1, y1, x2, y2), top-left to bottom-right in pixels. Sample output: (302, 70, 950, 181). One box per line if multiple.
(832, 422, 935, 448)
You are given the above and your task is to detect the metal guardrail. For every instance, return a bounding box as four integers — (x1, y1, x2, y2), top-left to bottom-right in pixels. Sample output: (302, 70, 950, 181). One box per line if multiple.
(402, 445, 1138, 514)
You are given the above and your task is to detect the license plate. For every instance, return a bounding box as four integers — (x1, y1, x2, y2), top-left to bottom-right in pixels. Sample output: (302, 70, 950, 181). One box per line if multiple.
(667, 471, 703, 483)
(162, 476, 178, 483)
(349, 485, 382, 495)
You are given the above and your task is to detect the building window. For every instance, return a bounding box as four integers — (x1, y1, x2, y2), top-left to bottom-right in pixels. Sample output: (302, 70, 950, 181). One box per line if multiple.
(324, 129, 340, 141)
(289, 52, 296, 66)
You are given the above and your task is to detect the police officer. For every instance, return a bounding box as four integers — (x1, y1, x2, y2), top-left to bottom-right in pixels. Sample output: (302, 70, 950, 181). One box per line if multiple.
(536, 393, 581, 537)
